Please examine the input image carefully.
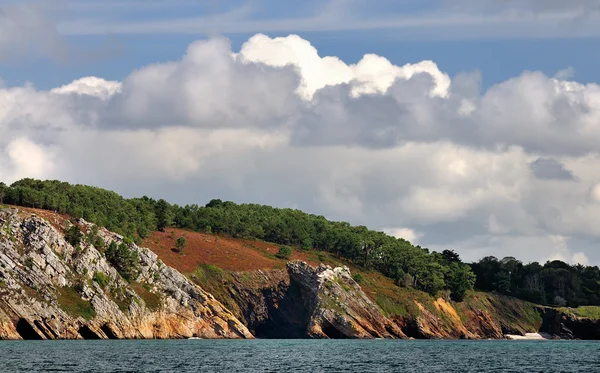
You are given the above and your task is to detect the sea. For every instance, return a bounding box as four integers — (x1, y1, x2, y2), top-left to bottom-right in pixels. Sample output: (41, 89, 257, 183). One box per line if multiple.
(0, 339, 598, 372)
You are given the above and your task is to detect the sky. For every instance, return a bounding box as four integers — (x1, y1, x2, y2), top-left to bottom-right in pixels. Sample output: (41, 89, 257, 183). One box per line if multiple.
(2, 0, 600, 266)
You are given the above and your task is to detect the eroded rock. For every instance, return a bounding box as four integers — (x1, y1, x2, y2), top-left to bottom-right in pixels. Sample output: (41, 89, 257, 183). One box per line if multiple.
(0, 209, 252, 340)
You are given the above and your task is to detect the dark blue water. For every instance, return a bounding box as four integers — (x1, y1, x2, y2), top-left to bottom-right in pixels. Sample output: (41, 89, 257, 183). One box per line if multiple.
(0, 339, 598, 372)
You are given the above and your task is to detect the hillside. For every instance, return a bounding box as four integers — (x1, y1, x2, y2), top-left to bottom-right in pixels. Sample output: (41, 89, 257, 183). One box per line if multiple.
(1, 206, 599, 340)
(3, 178, 600, 311)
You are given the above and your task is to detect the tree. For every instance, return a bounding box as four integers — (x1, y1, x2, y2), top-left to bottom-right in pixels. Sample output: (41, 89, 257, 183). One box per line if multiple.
(276, 245, 293, 260)
(155, 199, 172, 231)
(65, 225, 83, 247)
(0, 182, 6, 204)
(446, 263, 476, 301)
(105, 241, 140, 282)
(175, 237, 187, 253)
(442, 249, 461, 263)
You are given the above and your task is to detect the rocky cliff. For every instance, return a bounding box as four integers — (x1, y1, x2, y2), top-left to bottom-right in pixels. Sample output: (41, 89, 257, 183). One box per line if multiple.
(2, 207, 599, 340)
(195, 261, 600, 340)
(0, 208, 252, 340)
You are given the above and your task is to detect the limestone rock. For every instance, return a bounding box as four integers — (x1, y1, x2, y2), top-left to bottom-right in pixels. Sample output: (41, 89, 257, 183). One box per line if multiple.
(286, 260, 406, 339)
(0, 208, 252, 340)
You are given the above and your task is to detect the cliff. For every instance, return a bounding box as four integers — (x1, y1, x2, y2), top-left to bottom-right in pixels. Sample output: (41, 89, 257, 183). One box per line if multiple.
(1, 206, 599, 340)
(0, 208, 252, 340)
(190, 260, 600, 340)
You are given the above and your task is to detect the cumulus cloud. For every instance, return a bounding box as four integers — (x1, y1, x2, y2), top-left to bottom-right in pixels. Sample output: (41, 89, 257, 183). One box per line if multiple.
(2, 33, 600, 265)
(51, 77, 122, 100)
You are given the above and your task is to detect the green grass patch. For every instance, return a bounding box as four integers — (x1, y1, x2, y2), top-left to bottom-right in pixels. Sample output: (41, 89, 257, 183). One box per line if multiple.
(375, 294, 410, 318)
(560, 306, 600, 319)
(56, 286, 96, 320)
(131, 282, 162, 311)
(188, 264, 241, 318)
(107, 286, 133, 312)
(92, 272, 110, 289)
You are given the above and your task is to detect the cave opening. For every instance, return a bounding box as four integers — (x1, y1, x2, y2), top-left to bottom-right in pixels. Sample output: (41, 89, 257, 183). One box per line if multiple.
(100, 324, 119, 339)
(321, 320, 350, 339)
(78, 325, 102, 339)
(251, 282, 311, 339)
(15, 318, 44, 340)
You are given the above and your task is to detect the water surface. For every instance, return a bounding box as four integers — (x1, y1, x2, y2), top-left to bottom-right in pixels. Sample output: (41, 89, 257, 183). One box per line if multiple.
(0, 339, 598, 372)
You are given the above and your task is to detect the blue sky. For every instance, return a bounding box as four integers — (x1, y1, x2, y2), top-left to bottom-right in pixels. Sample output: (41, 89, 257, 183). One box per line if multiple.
(1, 0, 600, 89)
(3, 0, 600, 265)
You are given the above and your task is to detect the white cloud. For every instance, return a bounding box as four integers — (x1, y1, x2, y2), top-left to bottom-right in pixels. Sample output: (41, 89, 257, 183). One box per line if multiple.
(2, 33, 600, 265)
(238, 34, 450, 99)
(0, 137, 55, 182)
(51, 77, 122, 100)
(384, 228, 421, 243)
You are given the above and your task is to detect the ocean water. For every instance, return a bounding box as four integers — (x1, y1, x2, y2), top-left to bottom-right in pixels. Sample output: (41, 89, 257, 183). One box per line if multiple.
(0, 339, 598, 372)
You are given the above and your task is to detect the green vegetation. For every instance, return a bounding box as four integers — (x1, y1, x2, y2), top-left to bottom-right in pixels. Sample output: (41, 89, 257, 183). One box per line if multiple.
(92, 271, 110, 289)
(105, 241, 141, 282)
(190, 264, 241, 316)
(130, 282, 162, 311)
(559, 306, 600, 319)
(56, 286, 96, 320)
(175, 236, 187, 253)
(471, 256, 600, 307)
(65, 225, 83, 247)
(16, 178, 600, 306)
(276, 245, 293, 260)
(352, 273, 364, 284)
(23, 257, 34, 269)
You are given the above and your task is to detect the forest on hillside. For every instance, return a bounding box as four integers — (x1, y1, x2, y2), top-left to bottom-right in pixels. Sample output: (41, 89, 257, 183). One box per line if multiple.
(1, 178, 599, 307)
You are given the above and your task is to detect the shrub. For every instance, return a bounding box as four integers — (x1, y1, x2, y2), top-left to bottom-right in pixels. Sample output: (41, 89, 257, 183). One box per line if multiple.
(352, 273, 364, 284)
(276, 245, 293, 260)
(94, 236, 106, 251)
(175, 236, 187, 253)
(65, 225, 83, 247)
(23, 257, 34, 269)
(92, 272, 110, 288)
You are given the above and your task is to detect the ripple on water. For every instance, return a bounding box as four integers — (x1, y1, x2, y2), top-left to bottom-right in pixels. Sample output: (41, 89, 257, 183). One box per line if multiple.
(0, 339, 599, 372)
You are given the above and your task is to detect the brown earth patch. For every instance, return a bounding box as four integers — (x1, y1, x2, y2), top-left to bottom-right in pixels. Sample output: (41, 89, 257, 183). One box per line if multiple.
(9, 206, 71, 233)
(143, 228, 319, 273)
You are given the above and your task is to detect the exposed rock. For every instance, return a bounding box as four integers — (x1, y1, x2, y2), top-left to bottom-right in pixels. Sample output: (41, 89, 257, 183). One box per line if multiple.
(0, 209, 252, 340)
(286, 261, 406, 339)
(538, 307, 600, 340)
(227, 269, 310, 338)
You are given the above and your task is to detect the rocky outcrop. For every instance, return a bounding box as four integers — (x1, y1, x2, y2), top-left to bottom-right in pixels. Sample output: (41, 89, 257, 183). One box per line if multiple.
(227, 269, 310, 338)
(0, 208, 252, 340)
(287, 261, 406, 339)
(3, 206, 600, 340)
(538, 307, 600, 340)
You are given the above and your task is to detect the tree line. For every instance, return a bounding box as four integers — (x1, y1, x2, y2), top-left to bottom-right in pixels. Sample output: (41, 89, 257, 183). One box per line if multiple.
(4, 178, 598, 306)
(471, 256, 600, 307)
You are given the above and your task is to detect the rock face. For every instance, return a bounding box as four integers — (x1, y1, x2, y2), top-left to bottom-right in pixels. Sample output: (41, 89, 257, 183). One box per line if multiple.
(286, 261, 406, 339)
(2, 207, 600, 340)
(538, 307, 600, 340)
(0, 208, 252, 340)
(227, 269, 310, 338)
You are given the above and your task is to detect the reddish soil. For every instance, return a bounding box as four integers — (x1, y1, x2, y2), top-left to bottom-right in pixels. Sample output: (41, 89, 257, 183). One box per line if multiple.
(143, 228, 319, 273)
(13, 206, 72, 233)
(6, 205, 321, 274)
